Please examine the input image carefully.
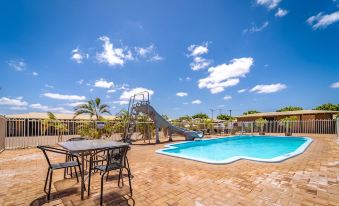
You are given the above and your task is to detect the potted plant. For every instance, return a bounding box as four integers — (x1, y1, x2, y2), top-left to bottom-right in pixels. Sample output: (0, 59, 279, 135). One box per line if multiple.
(280, 116, 297, 136)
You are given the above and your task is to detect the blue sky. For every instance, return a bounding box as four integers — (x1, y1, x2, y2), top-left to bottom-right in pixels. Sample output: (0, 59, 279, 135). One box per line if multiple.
(0, 0, 338, 118)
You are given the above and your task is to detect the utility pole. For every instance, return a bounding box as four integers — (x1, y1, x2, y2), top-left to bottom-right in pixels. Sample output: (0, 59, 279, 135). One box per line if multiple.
(210, 109, 215, 120)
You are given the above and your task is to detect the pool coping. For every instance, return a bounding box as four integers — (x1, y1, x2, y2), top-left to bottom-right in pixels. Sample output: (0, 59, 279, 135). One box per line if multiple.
(155, 135, 313, 164)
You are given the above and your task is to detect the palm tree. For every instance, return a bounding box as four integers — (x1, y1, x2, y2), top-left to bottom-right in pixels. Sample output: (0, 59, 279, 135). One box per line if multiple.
(41, 112, 68, 141)
(74, 97, 111, 120)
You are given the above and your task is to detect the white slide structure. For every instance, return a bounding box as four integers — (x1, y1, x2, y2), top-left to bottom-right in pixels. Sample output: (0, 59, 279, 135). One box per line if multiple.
(124, 91, 203, 143)
(134, 102, 204, 142)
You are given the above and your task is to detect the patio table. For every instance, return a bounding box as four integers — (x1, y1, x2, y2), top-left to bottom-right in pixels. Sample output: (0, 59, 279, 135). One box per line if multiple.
(58, 139, 129, 200)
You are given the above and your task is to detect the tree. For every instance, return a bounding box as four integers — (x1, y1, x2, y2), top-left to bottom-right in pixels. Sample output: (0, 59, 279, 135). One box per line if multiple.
(41, 112, 68, 141)
(177, 115, 192, 122)
(74, 97, 111, 120)
(243, 110, 261, 115)
(191, 113, 209, 119)
(313, 103, 339, 111)
(113, 109, 130, 133)
(216, 114, 234, 121)
(255, 118, 267, 134)
(276, 106, 303, 112)
(280, 116, 298, 122)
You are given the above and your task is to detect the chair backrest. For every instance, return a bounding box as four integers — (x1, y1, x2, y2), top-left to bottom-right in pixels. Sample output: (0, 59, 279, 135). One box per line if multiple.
(37, 145, 68, 168)
(105, 146, 129, 171)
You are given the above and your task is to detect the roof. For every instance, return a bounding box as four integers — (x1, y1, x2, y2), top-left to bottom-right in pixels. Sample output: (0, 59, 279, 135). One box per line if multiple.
(4, 112, 116, 120)
(237, 110, 339, 118)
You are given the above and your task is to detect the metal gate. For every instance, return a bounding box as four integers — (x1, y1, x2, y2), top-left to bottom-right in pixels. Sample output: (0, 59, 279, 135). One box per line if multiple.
(0, 116, 5, 152)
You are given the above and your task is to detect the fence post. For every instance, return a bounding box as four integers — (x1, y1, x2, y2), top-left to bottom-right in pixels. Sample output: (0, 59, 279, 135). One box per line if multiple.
(0, 116, 5, 152)
(336, 118, 339, 142)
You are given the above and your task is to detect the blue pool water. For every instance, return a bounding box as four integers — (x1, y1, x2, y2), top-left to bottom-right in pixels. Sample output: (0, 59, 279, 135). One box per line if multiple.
(156, 135, 312, 164)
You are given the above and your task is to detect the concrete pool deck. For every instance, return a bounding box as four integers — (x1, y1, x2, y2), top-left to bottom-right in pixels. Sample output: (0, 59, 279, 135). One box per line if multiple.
(0, 134, 338, 205)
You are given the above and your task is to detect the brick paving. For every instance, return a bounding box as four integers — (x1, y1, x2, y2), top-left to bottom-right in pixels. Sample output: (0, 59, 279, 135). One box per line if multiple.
(0, 134, 338, 206)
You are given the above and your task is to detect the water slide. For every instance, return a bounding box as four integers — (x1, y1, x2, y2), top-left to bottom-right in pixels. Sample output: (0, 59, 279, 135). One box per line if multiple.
(133, 102, 204, 142)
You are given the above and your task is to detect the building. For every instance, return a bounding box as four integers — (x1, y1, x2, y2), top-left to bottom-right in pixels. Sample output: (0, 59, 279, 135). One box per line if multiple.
(236, 110, 338, 122)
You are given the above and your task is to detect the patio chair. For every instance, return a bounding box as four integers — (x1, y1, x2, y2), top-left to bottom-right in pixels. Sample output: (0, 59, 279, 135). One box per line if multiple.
(37, 145, 82, 201)
(87, 146, 132, 206)
(64, 137, 88, 177)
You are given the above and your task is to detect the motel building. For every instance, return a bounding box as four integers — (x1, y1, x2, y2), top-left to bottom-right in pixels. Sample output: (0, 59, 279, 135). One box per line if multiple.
(236, 110, 338, 122)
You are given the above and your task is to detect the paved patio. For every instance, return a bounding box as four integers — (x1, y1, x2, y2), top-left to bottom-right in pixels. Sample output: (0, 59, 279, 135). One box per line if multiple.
(0, 134, 338, 206)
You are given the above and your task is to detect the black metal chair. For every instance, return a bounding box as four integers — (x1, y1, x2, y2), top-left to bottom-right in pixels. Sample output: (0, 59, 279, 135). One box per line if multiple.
(64, 137, 88, 177)
(37, 145, 82, 201)
(87, 146, 132, 206)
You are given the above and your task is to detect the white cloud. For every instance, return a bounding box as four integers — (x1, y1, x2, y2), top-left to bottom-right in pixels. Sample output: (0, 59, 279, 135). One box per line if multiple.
(45, 84, 54, 89)
(30, 103, 72, 113)
(8, 59, 26, 71)
(77, 79, 84, 84)
(94, 78, 114, 89)
(148, 54, 163, 62)
(0, 97, 28, 107)
(187, 43, 211, 71)
(96, 36, 133, 66)
(237, 89, 247, 93)
(120, 87, 154, 101)
(183, 102, 189, 105)
(135, 44, 154, 57)
(330, 82, 339, 88)
(223, 95, 232, 100)
(107, 89, 116, 93)
(10, 106, 27, 110)
(42, 93, 86, 101)
(191, 99, 202, 104)
(307, 11, 339, 29)
(32, 72, 39, 76)
(176, 92, 188, 97)
(198, 57, 254, 94)
(135, 44, 163, 62)
(71, 48, 88, 64)
(243, 21, 269, 34)
(256, 0, 282, 9)
(250, 83, 287, 93)
(187, 43, 209, 57)
(65, 102, 86, 107)
(275, 8, 288, 17)
(190, 56, 211, 71)
(113, 100, 129, 105)
(179, 77, 191, 81)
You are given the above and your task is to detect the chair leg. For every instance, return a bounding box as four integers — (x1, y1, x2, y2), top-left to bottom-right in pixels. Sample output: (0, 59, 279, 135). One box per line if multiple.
(100, 173, 105, 206)
(44, 168, 50, 193)
(70, 167, 73, 178)
(74, 166, 79, 182)
(47, 170, 53, 201)
(118, 168, 123, 187)
(126, 168, 133, 196)
(106, 171, 109, 181)
(87, 161, 92, 196)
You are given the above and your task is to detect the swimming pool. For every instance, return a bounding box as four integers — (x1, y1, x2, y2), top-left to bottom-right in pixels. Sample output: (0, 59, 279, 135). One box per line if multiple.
(156, 135, 312, 164)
